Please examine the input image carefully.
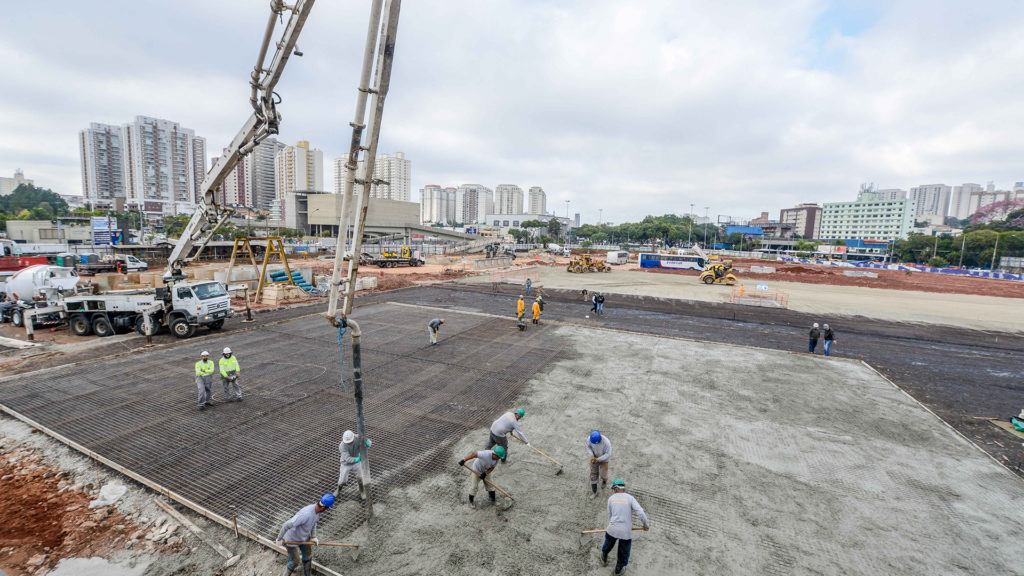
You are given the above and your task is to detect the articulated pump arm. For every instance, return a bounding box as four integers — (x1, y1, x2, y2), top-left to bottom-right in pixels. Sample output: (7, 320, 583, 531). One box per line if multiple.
(164, 0, 316, 278)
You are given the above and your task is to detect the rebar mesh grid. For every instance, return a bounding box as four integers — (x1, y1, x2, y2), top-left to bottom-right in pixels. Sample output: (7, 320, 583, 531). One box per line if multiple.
(0, 303, 568, 543)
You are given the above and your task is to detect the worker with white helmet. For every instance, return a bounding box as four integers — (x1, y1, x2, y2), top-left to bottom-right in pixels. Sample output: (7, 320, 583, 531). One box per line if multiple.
(335, 429, 371, 500)
(486, 408, 528, 462)
(218, 346, 242, 402)
(808, 322, 821, 353)
(587, 430, 612, 497)
(194, 351, 216, 411)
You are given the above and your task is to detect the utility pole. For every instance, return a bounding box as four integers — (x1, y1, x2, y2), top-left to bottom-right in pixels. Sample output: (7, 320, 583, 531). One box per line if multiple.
(703, 207, 709, 247)
(598, 208, 602, 226)
(933, 234, 939, 260)
(991, 233, 999, 270)
(958, 234, 965, 267)
(688, 203, 694, 245)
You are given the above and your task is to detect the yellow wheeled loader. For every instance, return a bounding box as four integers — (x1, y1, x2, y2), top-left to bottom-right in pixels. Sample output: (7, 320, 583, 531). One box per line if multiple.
(699, 261, 737, 285)
(567, 254, 611, 273)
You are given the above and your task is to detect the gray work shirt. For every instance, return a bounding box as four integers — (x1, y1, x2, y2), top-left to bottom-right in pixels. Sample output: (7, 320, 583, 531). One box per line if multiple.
(489, 412, 528, 444)
(472, 450, 500, 475)
(428, 318, 442, 331)
(587, 436, 612, 462)
(339, 440, 359, 466)
(279, 504, 321, 544)
(606, 492, 649, 540)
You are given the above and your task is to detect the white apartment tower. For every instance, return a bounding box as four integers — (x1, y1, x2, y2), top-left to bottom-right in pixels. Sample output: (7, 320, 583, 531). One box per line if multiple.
(909, 184, 951, 220)
(528, 186, 547, 215)
(371, 152, 411, 202)
(455, 184, 493, 224)
(79, 123, 129, 208)
(215, 149, 248, 206)
(820, 190, 916, 241)
(123, 116, 206, 216)
(494, 184, 524, 215)
(275, 140, 324, 218)
(244, 137, 285, 211)
(949, 183, 983, 220)
(420, 184, 457, 224)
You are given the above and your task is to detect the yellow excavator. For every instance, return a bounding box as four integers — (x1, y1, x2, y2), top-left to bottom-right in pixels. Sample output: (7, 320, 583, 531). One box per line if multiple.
(567, 254, 611, 273)
(699, 260, 737, 285)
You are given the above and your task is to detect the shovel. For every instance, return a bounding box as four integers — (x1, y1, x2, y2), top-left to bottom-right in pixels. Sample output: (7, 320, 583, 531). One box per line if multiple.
(516, 437, 563, 475)
(284, 541, 361, 562)
(462, 464, 515, 508)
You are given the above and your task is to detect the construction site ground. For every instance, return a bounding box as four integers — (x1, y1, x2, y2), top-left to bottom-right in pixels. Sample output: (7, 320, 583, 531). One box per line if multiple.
(2, 279, 1023, 575)
(483, 262, 1024, 332)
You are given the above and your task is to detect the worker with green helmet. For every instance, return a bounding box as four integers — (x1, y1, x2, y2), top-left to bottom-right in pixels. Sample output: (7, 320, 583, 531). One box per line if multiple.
(458, 446, 505, 507)
(218, 347, 242, 402)
(486, 408, 528, 463)
(601, 478, 650, 575)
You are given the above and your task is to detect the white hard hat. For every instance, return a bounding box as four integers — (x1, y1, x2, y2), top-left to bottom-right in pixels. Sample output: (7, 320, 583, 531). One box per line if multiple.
(812, 323, 819, 328)
(823, 324, 829, 329)
(223, 347, 232, 354)
(342, 430, 355, 444)
(201, 350, 209, 356)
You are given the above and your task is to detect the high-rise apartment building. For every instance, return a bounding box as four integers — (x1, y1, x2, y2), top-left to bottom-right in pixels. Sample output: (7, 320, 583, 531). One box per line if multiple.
(820, 192, 915, 241)
(420, 184, 457, 224)
(494, 184, 524, 215)
(867, 188, 907, 202)
(214, 150, 248, 206)
(244, 137, 285, 211)
(528, 186, 547, 214)
(275, 140, 323, 219)
(949, 183, 983, 220)
(371, 152, 411, 202)
(122, 116, 206, 216)
(0, 169, 33, 196)
(909, 184, 951, 220)
(455, 184, 493, 224)
(779, 203, 822, 239)
(79, 123, 129, 209)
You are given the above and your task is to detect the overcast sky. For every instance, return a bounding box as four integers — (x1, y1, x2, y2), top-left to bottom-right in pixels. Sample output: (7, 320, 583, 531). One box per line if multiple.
(3, 1, 1024, 223)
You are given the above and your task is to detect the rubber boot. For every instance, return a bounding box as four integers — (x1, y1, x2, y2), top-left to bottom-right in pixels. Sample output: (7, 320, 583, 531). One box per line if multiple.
(302, 560, 312, 576)
(281, 566, 293, 576)
(333, 484, 341, 498)
(468, 494, 475, 507)
(488, 491, 496, 503)
(358, 479, 367, 501)
(590, 483, 598, 498)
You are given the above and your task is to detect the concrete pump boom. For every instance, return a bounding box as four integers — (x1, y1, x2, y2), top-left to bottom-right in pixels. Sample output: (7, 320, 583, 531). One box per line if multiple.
(164, 0, 316, 279)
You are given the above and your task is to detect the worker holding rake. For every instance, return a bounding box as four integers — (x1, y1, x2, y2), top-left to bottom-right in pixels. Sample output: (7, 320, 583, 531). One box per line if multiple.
(601, 479, 649, 575)
(486, 408, 528, 462)
(459, 446, 506, 507)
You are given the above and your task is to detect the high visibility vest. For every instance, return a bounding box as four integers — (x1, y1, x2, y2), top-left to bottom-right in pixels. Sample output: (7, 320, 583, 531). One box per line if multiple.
(517, 300, 525, 314)
(219, 355, 240, 377)
(195, 359, 215, 377)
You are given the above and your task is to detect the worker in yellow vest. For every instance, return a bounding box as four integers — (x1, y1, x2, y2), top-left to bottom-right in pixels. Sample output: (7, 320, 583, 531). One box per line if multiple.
(195, 351, 216, 411)
(517, 295, 525, 320)
(532, 298, 542, 324)
(219, 347, 242, 402)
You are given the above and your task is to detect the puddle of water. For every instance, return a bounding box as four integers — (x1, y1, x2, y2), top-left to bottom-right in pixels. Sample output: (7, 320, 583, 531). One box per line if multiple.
(45, 557, 151, 576)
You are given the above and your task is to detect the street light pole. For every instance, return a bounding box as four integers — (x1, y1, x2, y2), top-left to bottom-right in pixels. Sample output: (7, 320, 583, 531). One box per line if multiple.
(703, 207, 709, 247)
(598, 208, 602, 226)
(688, 203, 694, 245)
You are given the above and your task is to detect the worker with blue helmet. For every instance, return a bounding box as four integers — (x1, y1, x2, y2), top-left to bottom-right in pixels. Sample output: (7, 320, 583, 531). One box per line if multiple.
(587, 430, 612, 497)
(276, 493, 335, 575)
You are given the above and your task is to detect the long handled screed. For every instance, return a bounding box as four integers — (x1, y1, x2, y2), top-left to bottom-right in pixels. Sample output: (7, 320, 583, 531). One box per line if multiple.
(284, 541, 361, 562)
(516, 437, 563, 475)
(461, 464, 515, 503)
(579, 527, 646, 548)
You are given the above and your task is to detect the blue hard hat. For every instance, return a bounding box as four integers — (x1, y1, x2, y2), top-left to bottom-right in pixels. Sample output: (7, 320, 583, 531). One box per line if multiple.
(319, 493, 336, 508)
(589, 430, 601, 444)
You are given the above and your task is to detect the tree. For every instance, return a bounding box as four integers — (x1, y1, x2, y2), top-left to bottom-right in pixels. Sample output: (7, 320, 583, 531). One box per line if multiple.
(546, 218, 562, 239)
(928, 256, 949, 267)
(0, 184, 69, 216)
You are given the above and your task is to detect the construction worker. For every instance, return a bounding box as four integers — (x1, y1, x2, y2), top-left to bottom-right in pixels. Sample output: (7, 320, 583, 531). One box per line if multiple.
(517, 295, 525, 320)
(458, 445, 505, 507)
(587, 430, 611, 497)
(219, 347, 242, 402)
(596, 292, 605, 315)
(427, 318, 445, 345)
(822, 323, 837, 356)
(808, 322, 821, 353)
(532, 298, 542, 324)
(195, 351, 216, 411)
(486, 408, 528, 462)
(335, 429, 371, 500)
(275, 493, 335, 576)
(601, 478, 650, 575)
(525, 276, 532, 295)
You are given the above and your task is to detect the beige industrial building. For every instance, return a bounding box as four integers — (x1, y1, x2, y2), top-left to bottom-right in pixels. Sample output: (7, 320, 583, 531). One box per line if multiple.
(6, 219, 94, 244)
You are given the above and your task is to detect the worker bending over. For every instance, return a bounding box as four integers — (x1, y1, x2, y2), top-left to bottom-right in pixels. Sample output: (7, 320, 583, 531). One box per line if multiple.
(532, 298, 542, 324)
(335, 429, 371, 500)
(427, 317, 445, 345)
(275, 493, 335, 576)
(587, 430, 612, 496)
(459, 446, 505, 507)
(602, 479, 650, 575)
(219, 347, 242, 402)
(486, 408, 528, 462)
(195, 351, 216, 411)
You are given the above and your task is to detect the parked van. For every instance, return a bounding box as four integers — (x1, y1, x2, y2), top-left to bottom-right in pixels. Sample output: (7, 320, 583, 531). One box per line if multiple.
(606, 251, 629, 265)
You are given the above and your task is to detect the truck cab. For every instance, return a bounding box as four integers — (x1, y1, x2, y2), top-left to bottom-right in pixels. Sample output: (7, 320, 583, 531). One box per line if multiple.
(166, 280, 232, 338)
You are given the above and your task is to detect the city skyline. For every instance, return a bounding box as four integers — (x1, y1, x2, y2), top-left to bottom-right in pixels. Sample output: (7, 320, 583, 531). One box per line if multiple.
(4, 1, 1024, 224)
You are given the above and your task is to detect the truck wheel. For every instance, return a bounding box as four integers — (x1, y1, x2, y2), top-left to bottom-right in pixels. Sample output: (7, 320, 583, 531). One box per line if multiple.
(11, 309, 24, 327)
(70, 315, 93, 336)
(135, 316, 158, 336)
(170, 317, 197, 339)
(208, 320, 225, 330)
(92, 316, 114, 338)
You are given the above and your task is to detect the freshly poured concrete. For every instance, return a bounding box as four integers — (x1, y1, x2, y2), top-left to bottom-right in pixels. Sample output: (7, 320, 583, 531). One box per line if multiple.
(325, 324, 1024, 575)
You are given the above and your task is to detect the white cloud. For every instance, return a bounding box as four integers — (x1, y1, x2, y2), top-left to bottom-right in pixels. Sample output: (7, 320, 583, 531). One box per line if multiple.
(4, 0, 1024, 223)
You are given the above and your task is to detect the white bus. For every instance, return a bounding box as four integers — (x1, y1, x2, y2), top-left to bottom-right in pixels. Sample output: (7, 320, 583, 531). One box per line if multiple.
(638, 252, 706, 271)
